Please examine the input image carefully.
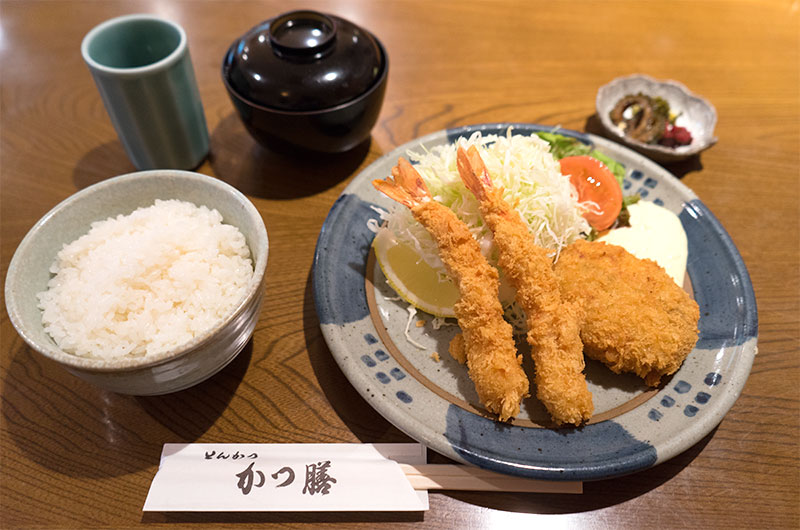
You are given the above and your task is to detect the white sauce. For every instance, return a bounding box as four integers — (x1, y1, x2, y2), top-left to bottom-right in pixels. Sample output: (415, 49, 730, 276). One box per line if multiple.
(598, 201, 688, 285)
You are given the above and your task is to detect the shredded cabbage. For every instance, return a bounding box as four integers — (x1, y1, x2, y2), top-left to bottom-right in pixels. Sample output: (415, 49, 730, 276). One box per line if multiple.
(377, 129, 592, 282)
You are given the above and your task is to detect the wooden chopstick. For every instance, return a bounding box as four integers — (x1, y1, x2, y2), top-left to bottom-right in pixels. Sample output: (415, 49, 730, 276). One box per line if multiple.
(399, 464, 582, 494)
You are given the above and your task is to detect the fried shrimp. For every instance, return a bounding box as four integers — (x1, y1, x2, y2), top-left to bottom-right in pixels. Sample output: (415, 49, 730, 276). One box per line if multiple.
(373, 158, 529, 421)
(554, 239, 700, 386)
(457, 145, 593, 426)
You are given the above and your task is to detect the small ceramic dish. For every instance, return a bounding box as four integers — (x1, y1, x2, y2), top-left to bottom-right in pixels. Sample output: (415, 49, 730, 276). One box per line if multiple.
(4, 170, 268, 395)
(596, 74, 718, 163)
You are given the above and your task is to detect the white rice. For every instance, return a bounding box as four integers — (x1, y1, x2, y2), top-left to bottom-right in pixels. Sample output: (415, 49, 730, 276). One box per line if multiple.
(36, 199, 254, 359)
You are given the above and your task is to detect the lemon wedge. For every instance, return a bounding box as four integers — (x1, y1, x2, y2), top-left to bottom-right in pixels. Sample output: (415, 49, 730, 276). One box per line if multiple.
(372, 229, 458, 318)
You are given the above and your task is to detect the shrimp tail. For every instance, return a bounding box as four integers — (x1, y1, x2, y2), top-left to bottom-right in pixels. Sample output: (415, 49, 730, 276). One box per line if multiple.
(373, 158, 432, 208)
(393, 158, 432, 200)
(457, 145, 494, 201)
(372, 177, 415, 208)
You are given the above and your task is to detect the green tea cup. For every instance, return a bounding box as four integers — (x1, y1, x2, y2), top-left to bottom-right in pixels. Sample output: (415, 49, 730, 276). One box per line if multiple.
(81, 14, 209, 170)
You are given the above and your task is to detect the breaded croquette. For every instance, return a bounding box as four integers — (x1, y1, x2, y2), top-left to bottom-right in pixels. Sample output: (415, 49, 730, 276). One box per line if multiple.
(554, 239, 700, 386)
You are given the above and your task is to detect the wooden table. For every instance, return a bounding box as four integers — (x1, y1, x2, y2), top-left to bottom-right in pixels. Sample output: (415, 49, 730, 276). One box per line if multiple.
(2, 1, 798, 527)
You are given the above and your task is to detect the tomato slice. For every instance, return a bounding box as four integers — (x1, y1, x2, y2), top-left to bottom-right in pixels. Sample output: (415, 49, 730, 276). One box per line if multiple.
(560, 155, 623, 231)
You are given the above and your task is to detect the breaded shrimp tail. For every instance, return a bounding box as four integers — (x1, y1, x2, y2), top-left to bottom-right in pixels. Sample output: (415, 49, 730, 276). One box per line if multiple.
(373, 158, 529, 421)
(457, 145, 593, 426)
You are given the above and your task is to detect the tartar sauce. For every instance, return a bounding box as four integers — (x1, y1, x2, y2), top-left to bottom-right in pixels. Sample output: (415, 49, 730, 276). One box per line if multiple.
(598, 201, 688, 286)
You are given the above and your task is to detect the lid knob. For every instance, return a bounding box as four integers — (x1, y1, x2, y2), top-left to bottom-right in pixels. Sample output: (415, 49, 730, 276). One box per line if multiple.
(268, 11, 336, 59)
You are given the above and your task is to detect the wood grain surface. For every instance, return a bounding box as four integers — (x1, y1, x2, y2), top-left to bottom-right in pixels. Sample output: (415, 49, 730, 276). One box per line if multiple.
(2, 1, 798, 528)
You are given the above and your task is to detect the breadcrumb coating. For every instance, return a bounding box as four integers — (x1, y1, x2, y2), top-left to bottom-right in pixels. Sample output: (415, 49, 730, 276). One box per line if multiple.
(458, 146, 593, 426)
(554, 239, 700, 386)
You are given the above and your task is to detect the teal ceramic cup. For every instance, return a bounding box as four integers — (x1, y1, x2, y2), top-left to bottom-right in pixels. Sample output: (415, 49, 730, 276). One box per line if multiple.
(81, 15, 209, 170)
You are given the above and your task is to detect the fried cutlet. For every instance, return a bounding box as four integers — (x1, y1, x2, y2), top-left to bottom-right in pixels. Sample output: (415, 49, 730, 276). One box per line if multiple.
(554, 239, 700, 386)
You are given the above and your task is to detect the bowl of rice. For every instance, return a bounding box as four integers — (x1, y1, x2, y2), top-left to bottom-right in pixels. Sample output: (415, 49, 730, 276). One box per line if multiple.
(4, 170, 268, 395)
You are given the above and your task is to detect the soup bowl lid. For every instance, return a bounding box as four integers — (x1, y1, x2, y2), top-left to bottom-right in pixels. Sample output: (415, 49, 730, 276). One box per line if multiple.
(223, 10, 385, 112)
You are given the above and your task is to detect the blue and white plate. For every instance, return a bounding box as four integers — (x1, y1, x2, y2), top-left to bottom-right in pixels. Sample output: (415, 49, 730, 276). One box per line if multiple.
(312, 123, 757, 481)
